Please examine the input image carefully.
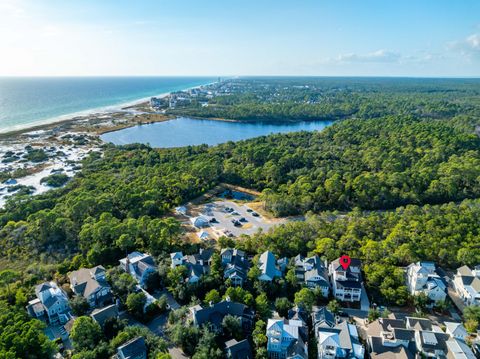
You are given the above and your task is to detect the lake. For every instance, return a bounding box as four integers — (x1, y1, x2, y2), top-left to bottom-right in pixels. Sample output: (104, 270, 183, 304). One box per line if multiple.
(101, 117, 333, 148)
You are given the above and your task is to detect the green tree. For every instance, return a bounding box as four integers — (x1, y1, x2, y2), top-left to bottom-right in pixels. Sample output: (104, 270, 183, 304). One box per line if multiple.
(222, 314, 242, 340)
(126, 292, 147, 319)
(327, 300, 340, 314)
(464, 319, 479, 333)
(255, 293, 271, 320)
(204, 289, 221, 305)
(294, 288, 315, 311)
(70, 316, 102, 351)
(275, 297, 293, 318)
(70, 296, 90, 316)
(368, 308, 380, 322)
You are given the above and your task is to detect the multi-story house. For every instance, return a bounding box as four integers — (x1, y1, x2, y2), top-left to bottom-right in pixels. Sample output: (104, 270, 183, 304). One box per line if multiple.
(367, 316, 475, 359)
(294, 255, 330, 296)
(69, 265, 113, 307)
(406, 262, 447, 306)
(453, 265, 480, 306)
(170, 248, 214, 283)
(366, 317, 417, 359)
(329, 257, 362, 302)
(266, 318, 308, 359)
(119, 252, 157, 289)
(258, 251, 282, 282)
(26, 281, 71, 325)
(313, 307, 364, 359)
(189, 299, 255, 333)
(221, 248, 249, 287)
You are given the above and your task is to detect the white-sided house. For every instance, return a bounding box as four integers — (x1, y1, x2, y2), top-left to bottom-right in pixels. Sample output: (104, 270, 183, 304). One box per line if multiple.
(329, 258, 362, 302)
(26, 282, 71, 325)
(406, 261, 446, 306)
(453, 265, 480, 306)
(258, 251, 282, 282)
(69, 265, 112, 308)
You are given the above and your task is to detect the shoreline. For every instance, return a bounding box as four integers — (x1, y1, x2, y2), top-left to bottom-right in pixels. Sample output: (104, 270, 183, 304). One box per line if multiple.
(0, 80, 217, 138)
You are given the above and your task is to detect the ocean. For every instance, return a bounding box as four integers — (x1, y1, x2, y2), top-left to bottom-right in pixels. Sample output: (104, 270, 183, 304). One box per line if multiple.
(0, 76, 216, 133)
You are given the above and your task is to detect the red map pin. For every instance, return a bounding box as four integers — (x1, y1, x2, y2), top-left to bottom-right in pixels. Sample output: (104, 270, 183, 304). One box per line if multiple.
(340, 255, 351, 270)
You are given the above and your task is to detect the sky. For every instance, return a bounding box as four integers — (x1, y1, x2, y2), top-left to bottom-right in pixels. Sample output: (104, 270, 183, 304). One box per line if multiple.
(0, 0, 479, 77)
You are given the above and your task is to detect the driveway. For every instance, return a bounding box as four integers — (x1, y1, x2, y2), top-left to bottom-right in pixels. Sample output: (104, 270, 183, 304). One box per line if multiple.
(146, 313, 168, 336)
(168, 346, 189, 359)
(154, 289, 181, 310)
(360, 284, 371, 311)
(447, 286, 466, 313)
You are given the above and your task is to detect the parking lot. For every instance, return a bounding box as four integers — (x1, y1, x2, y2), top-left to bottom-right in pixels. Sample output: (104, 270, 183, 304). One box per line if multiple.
(195, 200, 283, 238)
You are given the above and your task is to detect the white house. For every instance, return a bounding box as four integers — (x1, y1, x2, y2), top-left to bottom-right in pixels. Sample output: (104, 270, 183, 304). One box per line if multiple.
(453, 265, 480, 306)
(406, 261, 446, 306)
(329, 257, 362, 302)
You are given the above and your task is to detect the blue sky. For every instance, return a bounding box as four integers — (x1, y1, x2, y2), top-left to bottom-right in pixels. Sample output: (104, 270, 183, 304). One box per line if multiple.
(0, 0, 479, 76)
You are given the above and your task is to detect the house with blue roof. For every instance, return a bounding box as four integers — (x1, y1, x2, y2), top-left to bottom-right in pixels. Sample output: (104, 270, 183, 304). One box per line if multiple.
(258, 251, 282, 282)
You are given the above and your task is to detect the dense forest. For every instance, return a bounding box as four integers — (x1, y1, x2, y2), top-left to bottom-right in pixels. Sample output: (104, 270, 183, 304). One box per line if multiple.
(1, 78, 480, 357)
(169, 77, 480, 122)
(1, 113, 479, 267)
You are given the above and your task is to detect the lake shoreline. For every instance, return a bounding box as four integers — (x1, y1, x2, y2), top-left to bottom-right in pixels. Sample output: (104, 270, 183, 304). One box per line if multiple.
(100, 116, 333, 148)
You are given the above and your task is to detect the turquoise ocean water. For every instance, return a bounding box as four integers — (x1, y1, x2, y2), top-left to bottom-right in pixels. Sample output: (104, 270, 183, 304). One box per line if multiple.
(0, 77, 215, 133)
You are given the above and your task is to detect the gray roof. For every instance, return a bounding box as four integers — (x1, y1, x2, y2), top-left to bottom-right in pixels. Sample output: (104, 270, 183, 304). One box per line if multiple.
(117, 336, 147, 359)
(419, 331, 450, 351)
(331, 257, 362, 271)
(69, 266, 110, 298)
(312, 306, 335, 329)
(406, 317, 433, 331)
(192, 300, 253, 328)
(369, 336, 415, 359)
(35, 282, 52, 297)
(225, 339, 252, 359)
(91, 304, 118, 326)
(393, 328, 415, 341)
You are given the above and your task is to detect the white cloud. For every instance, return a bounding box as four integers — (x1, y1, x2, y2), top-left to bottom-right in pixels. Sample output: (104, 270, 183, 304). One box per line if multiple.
(449, 33, 480, 58)
(337, 49, 401, 63)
